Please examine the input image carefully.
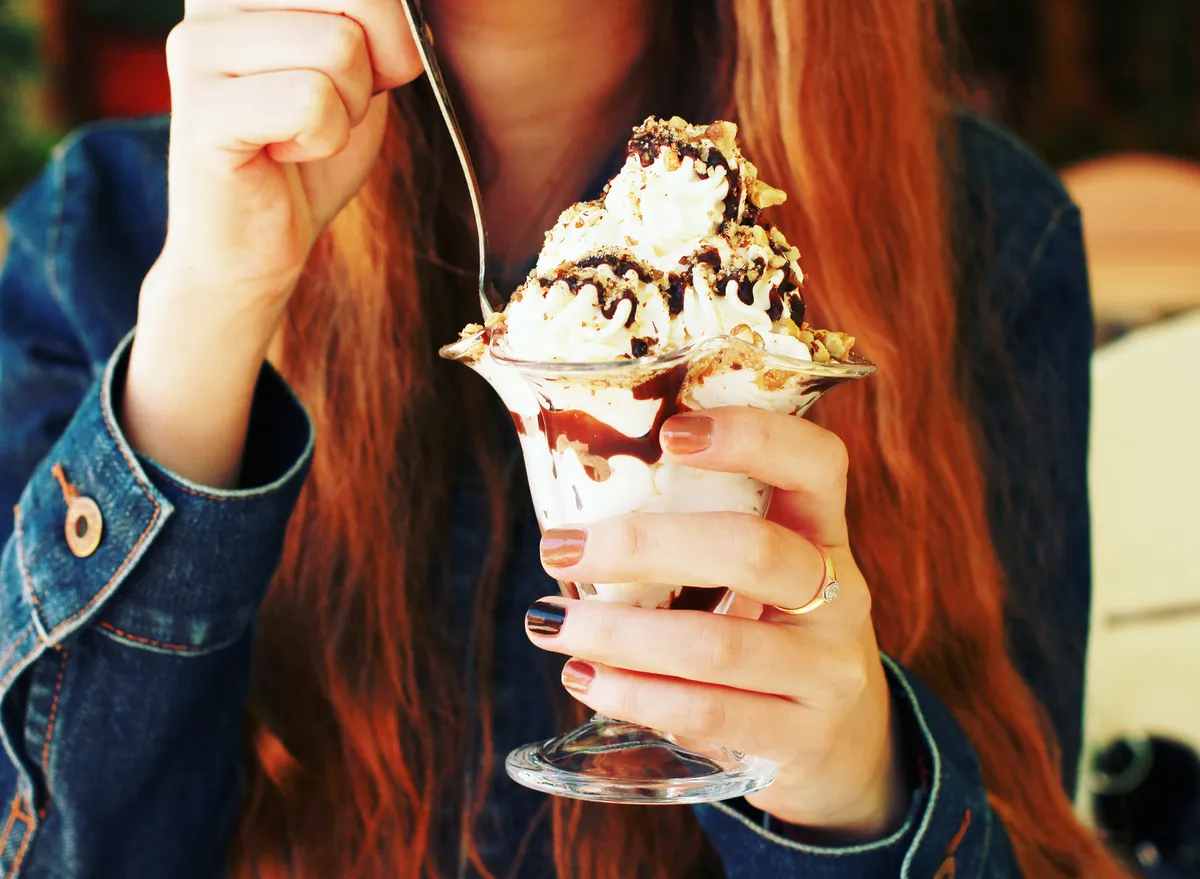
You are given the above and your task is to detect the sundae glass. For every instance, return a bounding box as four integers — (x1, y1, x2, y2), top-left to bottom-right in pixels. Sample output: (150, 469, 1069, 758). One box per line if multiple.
(442, 117, 874, 804)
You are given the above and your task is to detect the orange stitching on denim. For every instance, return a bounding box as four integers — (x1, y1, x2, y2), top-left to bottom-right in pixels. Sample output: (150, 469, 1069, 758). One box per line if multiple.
(153, 473, 234, 503)
(48, 464, 79, 505)
(0, 629, 32, 680)
(5, 808, 34, 878)
(12, 509, 43, 617)
(0, 795, 21, 855)
(0, 630, 36, 701)
(40, 648, 68, 787)
(947, 809, 971, 855)
(97, 622, 200, 653)
(53, 508, 159, 633)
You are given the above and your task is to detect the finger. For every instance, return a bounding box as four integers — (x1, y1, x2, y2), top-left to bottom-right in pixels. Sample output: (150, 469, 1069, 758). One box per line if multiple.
(526, 598, 859, 703)
(560, 659, 810, 763)
(661, 409, 850, 547)
(541, 512, 847, 614)
(228, 0, 422, 88)
(169, 12, 374, 125)
(185, 69, 352, 165)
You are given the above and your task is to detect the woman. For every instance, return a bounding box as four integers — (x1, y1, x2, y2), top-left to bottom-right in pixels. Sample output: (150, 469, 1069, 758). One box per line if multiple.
(0, 0, 1120, 876)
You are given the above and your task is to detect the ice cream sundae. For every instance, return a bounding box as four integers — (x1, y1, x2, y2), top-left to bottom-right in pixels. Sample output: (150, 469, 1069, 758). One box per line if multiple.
(444, 116, 868, 609)
(443, 115, 874, 803)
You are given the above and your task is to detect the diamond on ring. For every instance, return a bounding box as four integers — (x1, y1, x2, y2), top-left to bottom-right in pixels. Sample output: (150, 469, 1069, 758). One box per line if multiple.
(823, 582, 840, 602)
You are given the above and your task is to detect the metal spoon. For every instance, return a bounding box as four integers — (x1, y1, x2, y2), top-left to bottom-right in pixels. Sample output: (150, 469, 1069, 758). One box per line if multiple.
(399, 0, 495, 318)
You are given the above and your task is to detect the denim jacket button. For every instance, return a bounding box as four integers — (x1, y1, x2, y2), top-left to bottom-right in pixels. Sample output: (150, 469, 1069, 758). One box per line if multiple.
(65, 496, 104, 558)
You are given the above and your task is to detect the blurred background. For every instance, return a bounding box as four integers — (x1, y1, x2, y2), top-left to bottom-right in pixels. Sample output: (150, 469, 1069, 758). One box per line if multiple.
(1, 0, 1198, 875)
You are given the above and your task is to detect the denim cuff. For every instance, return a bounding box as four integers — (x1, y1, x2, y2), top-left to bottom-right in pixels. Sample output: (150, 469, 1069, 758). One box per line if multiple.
(2, 330, 313, 677)
(693, 655, 1008, 877)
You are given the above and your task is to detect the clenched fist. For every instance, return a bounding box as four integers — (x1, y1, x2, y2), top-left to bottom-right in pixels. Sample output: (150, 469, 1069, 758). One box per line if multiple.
(124, 1, 422, 487)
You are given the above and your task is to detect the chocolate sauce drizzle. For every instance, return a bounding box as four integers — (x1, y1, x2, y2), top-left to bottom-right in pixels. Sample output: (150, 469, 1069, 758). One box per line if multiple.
(789, 294, 806, 327)
(767, 290, 785, 322)
(665, 274, 687, 317)
(627, 135, 743, 223)
(670, 587, 729, 613)
(736, 275, 756, 306)
(693, 247, 722, 272)
(575, 252, 657, 284)
(540, 363, 688, 473)
(759, 223, 807, 325)
(543, 258, 653, 330)
(600, 290, 639, 328)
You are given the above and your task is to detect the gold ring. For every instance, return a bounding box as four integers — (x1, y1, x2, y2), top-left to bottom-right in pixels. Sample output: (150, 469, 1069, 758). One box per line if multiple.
(770, 545, 840, 615)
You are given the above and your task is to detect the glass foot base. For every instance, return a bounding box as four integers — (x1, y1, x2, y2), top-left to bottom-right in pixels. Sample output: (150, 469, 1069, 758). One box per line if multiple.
(505, 717, 777, 804)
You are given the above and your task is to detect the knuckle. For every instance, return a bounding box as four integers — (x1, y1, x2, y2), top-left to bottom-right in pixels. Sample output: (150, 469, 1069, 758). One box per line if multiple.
(592, 609, 620, 650)
(297, 75, 348, 142)
(833, 653, 871, 704)
(732, 518, 781, 584)
(323, 16, 367, 73)
(686, 693, 728, 737)
(824, 433, 850, 481)
(696, 617, 746, 676)
(616, 516, 652, 561)
(614, 681, 641, 724)
(302, 73, 340, 119)
(739, 410, 774, 460)
(759, 415, 780, 455)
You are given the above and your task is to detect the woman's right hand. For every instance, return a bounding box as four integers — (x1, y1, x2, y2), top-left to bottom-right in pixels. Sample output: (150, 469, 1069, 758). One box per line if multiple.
(124, 0, 422, 488)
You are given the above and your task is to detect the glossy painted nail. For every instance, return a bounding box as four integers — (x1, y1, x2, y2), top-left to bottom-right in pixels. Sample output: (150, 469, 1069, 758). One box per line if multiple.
(561, 659, 596, 695)
(662, 414, 714, 454)
(541, 529, 587, 567)
(526, 601, 567, 636)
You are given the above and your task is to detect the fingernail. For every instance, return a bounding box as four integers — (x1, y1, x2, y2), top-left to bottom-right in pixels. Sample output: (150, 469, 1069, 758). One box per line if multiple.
(561, 659, 595, 695)
(541, 529, 587, 567)
(526, 600, 567, 636)
(662, 414, 714, 454)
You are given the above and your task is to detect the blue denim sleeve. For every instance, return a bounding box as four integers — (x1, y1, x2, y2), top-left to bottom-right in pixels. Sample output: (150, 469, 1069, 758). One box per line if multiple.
(957, 111, 1094, 795)
(0, 142, 314, 877)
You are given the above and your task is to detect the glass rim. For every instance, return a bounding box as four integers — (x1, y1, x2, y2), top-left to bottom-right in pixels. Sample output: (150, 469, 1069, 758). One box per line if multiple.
(442, 328, 878, 380)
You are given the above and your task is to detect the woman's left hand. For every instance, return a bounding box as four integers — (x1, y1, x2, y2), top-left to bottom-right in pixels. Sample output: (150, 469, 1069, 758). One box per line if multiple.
(525, 407, 909, 839)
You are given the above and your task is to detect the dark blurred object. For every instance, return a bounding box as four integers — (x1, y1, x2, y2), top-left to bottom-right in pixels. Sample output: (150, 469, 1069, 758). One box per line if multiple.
(1092, 735, 1200, 878)
(43, 0, 177, 127)
(85, 0, 183, 32)
(1021, 0, 1199, 165)
(1089, 0, 1198, 153)
(955, 0, 1041, 129)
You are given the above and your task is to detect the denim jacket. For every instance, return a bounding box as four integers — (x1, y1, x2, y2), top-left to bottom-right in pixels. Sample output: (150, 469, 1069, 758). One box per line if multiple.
(0, 112, 1092, 878)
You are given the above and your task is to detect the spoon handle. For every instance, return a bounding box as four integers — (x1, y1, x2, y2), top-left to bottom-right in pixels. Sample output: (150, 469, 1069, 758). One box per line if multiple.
(399, 0, 495, 317)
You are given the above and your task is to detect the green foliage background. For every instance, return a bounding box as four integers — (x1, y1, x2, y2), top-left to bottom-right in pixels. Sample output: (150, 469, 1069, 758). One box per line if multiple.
(0, 1, 50, 204)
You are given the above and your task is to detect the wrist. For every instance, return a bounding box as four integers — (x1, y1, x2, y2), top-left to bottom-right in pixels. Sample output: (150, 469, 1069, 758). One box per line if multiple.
(120, 262, 284, 489)
(763, 685, 913, 843)
(829, 689, 912, 839)
(139, 253, 288, 358)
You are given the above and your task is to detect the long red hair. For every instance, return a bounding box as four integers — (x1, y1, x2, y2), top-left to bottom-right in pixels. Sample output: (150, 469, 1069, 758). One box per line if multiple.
(232, 1, 1121, 876)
